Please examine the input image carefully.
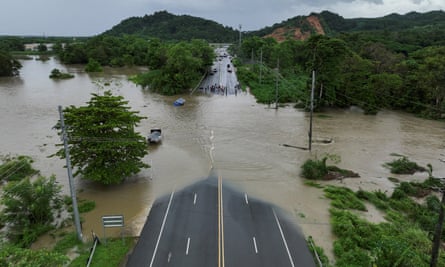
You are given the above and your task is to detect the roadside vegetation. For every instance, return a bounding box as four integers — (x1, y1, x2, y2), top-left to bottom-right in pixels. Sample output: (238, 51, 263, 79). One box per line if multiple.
(233, 32, 445, 119)
(0, 156, 134, 266)
(383, 155, 427, 174)
(300, 154, 359, 180)
(302, 156, 445, 266)
(53, 91, 148, 185)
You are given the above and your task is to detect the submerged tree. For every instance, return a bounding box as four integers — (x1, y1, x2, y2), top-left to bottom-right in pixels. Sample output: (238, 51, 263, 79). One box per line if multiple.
(55, 91, 148, 184)
(0, 175, 63, 247)
(0, 50, 22, 76)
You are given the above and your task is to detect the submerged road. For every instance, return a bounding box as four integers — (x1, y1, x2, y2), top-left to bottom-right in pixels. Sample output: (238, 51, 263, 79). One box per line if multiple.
(126, 173, 316, 267)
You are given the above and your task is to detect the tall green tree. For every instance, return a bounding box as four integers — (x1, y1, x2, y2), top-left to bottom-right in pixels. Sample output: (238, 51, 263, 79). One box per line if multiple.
(303, 35, 350, 107)
(413, 46, 445, 118)
(55, 91, 148, 184)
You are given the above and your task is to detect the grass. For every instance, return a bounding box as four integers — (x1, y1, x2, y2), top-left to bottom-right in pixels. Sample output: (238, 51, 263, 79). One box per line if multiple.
(320, 179, 445, 266)
(384, 156, 426, 174)
(69, 237, 135, 267)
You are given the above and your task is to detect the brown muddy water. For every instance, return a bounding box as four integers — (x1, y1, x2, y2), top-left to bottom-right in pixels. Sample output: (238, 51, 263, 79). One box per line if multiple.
(1, 57, 444, 260)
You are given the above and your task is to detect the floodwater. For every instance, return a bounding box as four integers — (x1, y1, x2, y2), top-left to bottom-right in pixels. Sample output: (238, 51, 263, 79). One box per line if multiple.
(1, 57, 444, 260)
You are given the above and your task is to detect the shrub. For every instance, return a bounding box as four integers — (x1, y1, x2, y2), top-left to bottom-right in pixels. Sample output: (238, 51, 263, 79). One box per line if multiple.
(85, 58, 103, 72)
(325, 186, 366, 211)
(384, 156, 426, 174)
(0, 155, 38, 182)
(301, 157, 328, 180)
(49, 68, 74, 79)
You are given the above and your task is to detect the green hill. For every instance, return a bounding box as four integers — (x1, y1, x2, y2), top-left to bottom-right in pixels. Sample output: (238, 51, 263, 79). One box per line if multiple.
(248, 10, 445, 36)
(103, 10, 238, 42)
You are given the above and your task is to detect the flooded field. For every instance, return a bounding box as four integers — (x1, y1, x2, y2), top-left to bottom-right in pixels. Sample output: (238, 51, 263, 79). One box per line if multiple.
(1, 57, 444, 259)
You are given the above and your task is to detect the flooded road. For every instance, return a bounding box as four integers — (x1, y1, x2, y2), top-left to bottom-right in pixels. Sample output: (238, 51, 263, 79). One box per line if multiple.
(1, 57, 444, 259)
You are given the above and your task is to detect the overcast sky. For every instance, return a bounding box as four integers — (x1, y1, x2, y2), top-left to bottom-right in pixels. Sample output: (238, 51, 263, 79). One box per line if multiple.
(1, 0, 444, 36)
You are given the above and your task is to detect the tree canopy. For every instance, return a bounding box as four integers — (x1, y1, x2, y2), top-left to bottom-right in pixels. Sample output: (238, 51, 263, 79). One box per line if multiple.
(0, 50, 22, 76)
(133, 39, 215, 94)
(234, 31, 445, 118)
(55, 91, 148, 184)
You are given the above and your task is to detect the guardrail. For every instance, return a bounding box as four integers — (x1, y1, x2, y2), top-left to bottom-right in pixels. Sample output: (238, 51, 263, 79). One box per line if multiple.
(86, 232, 101, 267)
(308, 236, 323, 267)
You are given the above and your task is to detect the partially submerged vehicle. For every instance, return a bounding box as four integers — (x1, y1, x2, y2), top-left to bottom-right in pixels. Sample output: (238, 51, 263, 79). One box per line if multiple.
(174, 98, 185, 106)
(147, 128, 162, 144)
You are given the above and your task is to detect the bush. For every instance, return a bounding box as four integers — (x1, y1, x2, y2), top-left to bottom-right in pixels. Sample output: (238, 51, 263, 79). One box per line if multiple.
(0, 175, 63, 247)
(384, 156, 426, 174)
(301, 157, 328, 180)
(49, 68, 74, 79)
(325, 186, 367, 211)
(0, 155, 38, 182)
(85, 58, 103, 72)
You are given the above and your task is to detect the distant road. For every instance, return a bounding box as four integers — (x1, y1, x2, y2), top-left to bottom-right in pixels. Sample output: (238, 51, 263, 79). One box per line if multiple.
(199, 47, 240, 96)
(126, 172, 316, 267)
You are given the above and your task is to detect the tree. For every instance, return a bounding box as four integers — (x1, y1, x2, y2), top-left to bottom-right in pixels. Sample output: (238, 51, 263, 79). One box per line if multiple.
(84, 58, 103, 72)
(0, 175, 63, 247)
(303, 35, 350, 107)
(37, 43, 47, 53)
(0, 50, 22, 76)
(55, 91, 148, 184)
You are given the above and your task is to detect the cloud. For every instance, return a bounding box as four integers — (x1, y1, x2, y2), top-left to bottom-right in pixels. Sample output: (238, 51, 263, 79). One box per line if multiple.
(1, 0, 444, 35)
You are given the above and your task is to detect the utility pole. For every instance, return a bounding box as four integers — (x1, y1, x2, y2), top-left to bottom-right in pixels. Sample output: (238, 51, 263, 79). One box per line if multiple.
(58, 105, 83, 241)
(308, 70, 315, 151)
(275, 58, 279, 109)
(431, 178, 445, 267)
(259, 48, 263, 84)
(238, 24, 242, 49)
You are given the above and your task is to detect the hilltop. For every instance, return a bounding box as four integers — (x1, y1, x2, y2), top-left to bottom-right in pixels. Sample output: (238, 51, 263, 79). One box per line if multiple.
(102, 10, 238, 42)
(248, 10, 445, 41)
(102, 10, 445, 43)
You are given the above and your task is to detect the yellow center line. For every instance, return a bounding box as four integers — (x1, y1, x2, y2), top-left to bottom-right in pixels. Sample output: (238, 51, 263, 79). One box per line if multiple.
(220, 175, 225, 267)
(217, 175, 225, 267)
(218, 175, 221, 267)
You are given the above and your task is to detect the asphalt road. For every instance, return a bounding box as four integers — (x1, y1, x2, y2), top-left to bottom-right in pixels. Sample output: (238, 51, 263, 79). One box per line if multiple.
(199, 47, 240, 96)
(126, 172, 316, 267)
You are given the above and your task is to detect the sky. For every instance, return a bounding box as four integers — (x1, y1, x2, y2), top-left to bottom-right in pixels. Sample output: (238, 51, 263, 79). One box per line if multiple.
(1, 0, 444, 36)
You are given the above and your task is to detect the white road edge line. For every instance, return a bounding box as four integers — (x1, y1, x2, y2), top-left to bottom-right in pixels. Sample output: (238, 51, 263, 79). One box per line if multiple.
(244, 193, 249, 205)
(253, 237, 258, 254)
(273, 209, 296, 267)
(149, 191, 175, 267)
(193, 193, 197, 205)
(186, 237, 191, 255)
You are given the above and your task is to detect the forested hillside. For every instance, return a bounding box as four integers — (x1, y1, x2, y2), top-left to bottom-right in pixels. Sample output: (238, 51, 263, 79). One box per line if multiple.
(103, 10, 238, 42)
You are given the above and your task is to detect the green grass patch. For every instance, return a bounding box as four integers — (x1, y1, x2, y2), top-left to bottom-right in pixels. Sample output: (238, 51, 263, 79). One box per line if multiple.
(53, 232, 83, 254)
(69, 237, 135, 267)
(383, 156, 426, 174)
(324, 186, 367, 211)
(356, 189, 389, 210)
(304, 180, 324, 188)
(78, 199, 96, 213)
(388, 177, 400, 183)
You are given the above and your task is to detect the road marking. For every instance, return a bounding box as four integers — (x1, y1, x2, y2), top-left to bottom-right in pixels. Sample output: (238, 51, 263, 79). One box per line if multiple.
(167, 252, 172, 263)
(221, 177, 225, 267)
(149, 191, 175, 267)
(273, 209, 295, 267)
(186, 237, 191, 255)
(218, 175, 225, 267)
(253, 237, 258, 254)
(244, 193, 249, 205)
(193, 193, 197, 205)
(218, 176, 221, 267)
